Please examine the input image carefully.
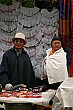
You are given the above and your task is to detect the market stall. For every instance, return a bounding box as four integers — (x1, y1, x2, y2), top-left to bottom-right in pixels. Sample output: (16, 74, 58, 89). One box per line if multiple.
(0, 87, 55, 110)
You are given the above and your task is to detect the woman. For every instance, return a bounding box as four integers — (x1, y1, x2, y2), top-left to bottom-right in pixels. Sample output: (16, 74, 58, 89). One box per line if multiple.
(42, 36, 68, 90)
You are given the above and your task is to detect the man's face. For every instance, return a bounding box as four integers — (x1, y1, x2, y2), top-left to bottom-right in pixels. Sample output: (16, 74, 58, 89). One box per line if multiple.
(51, 40, 62, 51)
(13, 38, 24, 49)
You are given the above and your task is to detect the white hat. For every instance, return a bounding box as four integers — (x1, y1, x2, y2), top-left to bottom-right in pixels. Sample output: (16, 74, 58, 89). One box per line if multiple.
(12, 32, 26, 44)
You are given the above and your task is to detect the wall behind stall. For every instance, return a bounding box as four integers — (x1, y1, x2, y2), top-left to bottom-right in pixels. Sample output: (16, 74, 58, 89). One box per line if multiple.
(0, 2, 59, 78)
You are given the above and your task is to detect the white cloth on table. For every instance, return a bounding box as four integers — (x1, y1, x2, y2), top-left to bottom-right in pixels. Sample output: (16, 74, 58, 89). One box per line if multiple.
(42, 89, 56, 99)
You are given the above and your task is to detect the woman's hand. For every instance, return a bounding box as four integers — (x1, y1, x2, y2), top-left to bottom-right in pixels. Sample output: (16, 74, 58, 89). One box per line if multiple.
(42, 74, 47, 80)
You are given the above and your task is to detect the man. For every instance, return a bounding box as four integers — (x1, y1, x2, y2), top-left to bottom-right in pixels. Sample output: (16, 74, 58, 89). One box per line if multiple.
(0, 32, 37, 90)
(42, 36, 68, 90)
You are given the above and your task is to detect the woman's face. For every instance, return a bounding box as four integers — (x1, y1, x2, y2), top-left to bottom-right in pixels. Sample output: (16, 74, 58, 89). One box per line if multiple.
(13, 38, 24, 50)
(51, 40, 62, 51)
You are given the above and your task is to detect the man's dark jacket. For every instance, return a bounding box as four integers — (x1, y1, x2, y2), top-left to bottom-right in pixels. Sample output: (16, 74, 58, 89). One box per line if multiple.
(0, 47, 37, 88)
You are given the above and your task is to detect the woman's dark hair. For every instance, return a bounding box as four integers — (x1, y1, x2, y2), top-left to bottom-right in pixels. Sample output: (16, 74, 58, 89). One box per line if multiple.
(51, 36, 62, 44)
(51, 36, 67, 52)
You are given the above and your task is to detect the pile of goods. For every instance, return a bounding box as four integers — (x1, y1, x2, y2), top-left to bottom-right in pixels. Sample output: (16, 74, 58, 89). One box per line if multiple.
(0, 90, 42, 98)
(0, 84, 46, 98)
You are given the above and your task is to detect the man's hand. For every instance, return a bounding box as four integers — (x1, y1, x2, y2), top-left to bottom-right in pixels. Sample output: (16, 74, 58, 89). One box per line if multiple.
(5, 83, 13, 90)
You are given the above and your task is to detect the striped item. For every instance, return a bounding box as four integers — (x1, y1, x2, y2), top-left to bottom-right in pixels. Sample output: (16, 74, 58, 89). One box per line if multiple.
(59, 0, 71, 75)
(70, 0, 73, 76)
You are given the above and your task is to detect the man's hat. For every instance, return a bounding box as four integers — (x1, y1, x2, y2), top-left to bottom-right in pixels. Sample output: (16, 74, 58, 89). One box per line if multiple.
(12, 32, 27, 44)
